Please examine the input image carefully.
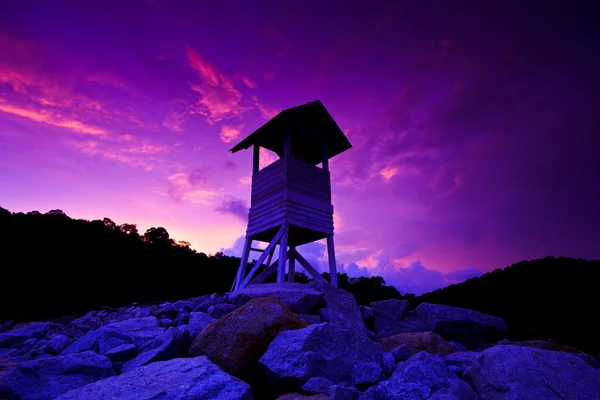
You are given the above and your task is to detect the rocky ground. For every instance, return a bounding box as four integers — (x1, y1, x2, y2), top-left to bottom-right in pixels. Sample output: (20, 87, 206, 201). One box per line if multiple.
(1, 281, 599, 399)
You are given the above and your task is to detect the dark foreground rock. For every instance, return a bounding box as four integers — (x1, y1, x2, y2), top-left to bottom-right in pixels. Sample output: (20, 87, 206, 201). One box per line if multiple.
(189, 297, 308, 378)
(380, 331, 459, 356)
(464, 344, 600, 399)
(0, 351, 114, 400)
(232, 283, 323, 313)
(56, 356, 253, 400)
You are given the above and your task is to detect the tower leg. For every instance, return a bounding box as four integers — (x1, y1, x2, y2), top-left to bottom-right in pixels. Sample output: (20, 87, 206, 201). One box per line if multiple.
(288, 246, 296, 282)
(327, 235, 338, 287)
(233, 238, 252, 292)
(277, 223, 289, 284)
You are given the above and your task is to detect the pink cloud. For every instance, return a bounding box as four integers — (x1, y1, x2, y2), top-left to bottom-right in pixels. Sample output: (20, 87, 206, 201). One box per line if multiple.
(242, 76, 258, 89)
(0, 102, 107, 136)
(67, 137, 168, 170)
(186, 45, 246, 124)
(219, 124, 244, 143)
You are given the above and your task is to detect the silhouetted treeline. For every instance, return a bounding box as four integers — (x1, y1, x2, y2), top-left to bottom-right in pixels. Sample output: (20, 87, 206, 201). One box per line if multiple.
(0, 207, 405, 323)
(416, 256, 600, 355)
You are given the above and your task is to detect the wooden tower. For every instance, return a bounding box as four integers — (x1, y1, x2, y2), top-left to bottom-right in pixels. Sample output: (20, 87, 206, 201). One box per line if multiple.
(229, 100, 352, 292)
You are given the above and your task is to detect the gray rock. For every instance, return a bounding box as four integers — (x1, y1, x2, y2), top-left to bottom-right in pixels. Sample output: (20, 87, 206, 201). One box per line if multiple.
(393, 351, 451, 392)
(96, 330, 135, 355)
(428, 376, 480, 400)
(122, 326, 191, 373)
(464, 344, 600, 399)
(332, 385, 361, 400)
(61, 317, 164, 355)
(104, 343, 138, 363)
(442, 351, 479, 375)
(185, 312, 215, 338)
(308, 281, 365, 334)
(235, 283, 324, 313)
(360, 305, 373, 320)
(297, 313, 322, 325)
(381, 352, 395, 376)
(177, 310, 190, 325)
(302, 376, 336, 394)
(0, 322, 53, 348)
(44, 334, 73, 354)
(259, 322, 383, 388)
(415, 303, 506, 348)
(0, 350, 114, 400)
(359, 379, 430, 400)
(371, 300, 409, 334)
(158, 318, 175, 327)
(56, 356, 253, 400)
(193, 297, 225, 313)
(208, 303, 236, 318)
(157, 304, 179, 320)
(391, 344, 413, 362)
(351, 362, 385, 387)
(227, 293, 254, 308)
(415, 303, 506, 332)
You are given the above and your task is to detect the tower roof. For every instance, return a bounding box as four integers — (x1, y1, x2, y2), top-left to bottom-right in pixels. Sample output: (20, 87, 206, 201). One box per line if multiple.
(229, 100, 352, 165)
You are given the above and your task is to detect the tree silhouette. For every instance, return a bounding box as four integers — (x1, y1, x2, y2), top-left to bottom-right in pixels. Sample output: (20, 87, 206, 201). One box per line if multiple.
(142, 227, 173, 246)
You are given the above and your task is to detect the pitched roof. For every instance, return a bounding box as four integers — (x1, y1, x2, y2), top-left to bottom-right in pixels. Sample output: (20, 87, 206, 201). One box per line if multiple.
(229, 100, 352, 165)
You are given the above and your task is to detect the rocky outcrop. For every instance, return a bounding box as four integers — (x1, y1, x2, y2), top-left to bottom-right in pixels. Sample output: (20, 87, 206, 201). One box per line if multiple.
(56, 356, 253, 400)
(189, 297, 307, 378)
(0, 351, 114, 400)
(1, 283, 599, 400)
(464, 344, 600, 399)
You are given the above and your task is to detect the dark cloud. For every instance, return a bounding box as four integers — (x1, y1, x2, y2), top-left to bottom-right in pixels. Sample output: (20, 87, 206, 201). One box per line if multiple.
(214, 198, 248, 222)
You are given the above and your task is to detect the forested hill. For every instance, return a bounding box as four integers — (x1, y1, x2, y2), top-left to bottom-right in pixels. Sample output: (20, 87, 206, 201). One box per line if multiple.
(0, 207, 404, 323)
(417, 256, 600, 354)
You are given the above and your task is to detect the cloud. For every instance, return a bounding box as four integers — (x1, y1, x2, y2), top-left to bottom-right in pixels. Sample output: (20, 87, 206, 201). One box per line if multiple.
(239, 176, 252, 185)
(214, 198, 249, 221)
(163, 111, 185, 132)
(377, 260, 483, 295)
(67, 137, 167, 170)
(166, 169, 222, 204)
(242, 77, 258, 89)
(220, 124, 244, 143)
(0, 102, 107, 136)
(186, 45, 246, 124)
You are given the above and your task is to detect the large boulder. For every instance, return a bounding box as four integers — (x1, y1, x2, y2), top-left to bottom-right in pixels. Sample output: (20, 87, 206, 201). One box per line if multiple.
(259, 322, 383, 388)
(442, 351, 480, 376)
(189, 297, 307, 379)
(414, 303, 506, 348)
(464, 344, 600, 399)
(371, 300, 409, 334)
(0, 351, 114, 400)
(61, 317, 164, 355)
(56, 356, 253, 400)
(233, 283, 323, 313)
(380, 332, 459, 356)
(307, 281, 365, 334)
(122, 326, 191, 373)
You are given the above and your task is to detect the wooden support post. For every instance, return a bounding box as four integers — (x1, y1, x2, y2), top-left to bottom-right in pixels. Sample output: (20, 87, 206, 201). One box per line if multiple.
(277, 223, 289, 284)
(327, 235, 338, 287)
(265, 245, 275, 267)
(288, 245, 296, 282)
(295, 250, 327, 283)
(249, 250, 290, 286)
(240, 225, 285, 288)
(233, 238, 252, 292)
(253, 144, 260, 173)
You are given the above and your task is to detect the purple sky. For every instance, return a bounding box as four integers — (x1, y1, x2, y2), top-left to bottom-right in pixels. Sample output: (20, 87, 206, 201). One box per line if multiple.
(1, 1, 598, 294)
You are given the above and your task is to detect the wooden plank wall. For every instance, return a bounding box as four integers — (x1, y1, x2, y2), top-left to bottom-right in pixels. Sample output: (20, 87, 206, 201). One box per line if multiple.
(248, 156, 334, 238)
